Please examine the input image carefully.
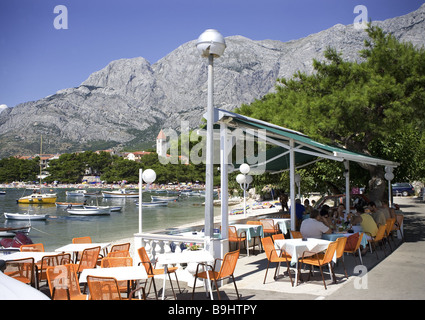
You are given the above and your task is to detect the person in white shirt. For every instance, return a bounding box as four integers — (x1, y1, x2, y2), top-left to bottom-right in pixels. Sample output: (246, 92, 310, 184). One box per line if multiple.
(300, 209, 332, 239)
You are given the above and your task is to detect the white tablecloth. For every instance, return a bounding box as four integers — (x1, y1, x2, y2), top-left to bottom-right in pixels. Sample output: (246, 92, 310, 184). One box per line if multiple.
(79, 266, 148, 283)
(274, 238, 333, 265)
(1, 251, 61, 262)
(271, 218, 291, 234)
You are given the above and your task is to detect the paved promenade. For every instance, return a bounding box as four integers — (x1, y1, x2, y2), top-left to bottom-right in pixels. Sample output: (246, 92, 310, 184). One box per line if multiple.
(175, 196, 425, 300)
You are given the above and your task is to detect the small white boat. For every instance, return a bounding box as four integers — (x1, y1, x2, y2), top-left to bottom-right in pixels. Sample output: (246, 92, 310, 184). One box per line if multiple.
(0, 190, 6, 195)
(55, 202, 85, 208)
(102, 189, 139, 198)
(66, 190, 87, 196)
(67, 207, 110, 215)
(4, 212, 48, 221)
(84, 205, 122, 212)
(136, 201, 169, 207)
(151, 195, 179, 202)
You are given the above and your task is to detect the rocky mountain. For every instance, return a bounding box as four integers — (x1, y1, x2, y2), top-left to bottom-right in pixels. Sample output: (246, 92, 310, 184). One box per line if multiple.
(1, 4, 424, 158)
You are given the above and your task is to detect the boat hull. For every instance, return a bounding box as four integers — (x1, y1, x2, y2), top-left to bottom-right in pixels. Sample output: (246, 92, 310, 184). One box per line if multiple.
(67, 208, 110, 215)
(84, 206, 122, 212)
(18, 193, 57, 204)
(151, 196, 179, 202)
(4, 212, 47, 221)
(102, 191, 139, 198)
(55, 202, 85, 208)
(137, 201, 169, 207)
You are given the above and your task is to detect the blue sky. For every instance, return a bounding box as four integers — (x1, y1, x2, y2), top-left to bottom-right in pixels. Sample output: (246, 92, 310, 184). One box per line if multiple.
(0, 0, 423, 108)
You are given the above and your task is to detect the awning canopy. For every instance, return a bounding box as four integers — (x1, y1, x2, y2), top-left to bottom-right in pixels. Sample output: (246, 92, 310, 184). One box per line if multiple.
(215, 109, 399, 172)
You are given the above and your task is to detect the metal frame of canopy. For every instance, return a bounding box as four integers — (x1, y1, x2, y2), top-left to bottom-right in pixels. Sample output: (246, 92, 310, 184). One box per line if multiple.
(211, 108, 399, 256)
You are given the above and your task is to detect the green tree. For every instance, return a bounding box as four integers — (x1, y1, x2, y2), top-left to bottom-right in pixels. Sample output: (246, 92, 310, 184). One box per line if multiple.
(237, 26, 425, 200)
(0, 157, 39, 182)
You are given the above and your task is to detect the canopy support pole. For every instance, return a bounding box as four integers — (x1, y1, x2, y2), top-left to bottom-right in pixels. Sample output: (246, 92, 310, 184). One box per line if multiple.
(289, 139, 296, 232)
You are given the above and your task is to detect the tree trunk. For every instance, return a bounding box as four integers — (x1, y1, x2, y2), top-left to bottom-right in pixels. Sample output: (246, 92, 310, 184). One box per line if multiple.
(366, 165, 386, 202)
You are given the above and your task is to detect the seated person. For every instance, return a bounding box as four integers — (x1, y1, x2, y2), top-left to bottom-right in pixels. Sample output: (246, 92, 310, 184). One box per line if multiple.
(351, 205, 378, 238)
(300, 209, 332, 239)
(368, 201, 386, 227)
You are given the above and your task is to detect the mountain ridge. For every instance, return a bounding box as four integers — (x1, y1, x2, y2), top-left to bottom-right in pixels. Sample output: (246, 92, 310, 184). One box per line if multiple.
(1, 4, 424, 158)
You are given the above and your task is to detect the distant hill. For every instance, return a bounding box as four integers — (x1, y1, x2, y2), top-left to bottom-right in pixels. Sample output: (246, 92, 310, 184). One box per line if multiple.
(1, 4, 424, 158)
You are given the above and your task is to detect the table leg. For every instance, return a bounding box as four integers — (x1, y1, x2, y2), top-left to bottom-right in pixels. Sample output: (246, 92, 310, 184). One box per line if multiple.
(162, 265, 167, 300)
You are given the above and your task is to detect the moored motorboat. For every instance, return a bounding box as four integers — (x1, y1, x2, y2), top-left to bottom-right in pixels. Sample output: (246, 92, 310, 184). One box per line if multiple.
(67, 207, 110, 215)
(0, 226, 31, 237)
(17, 190, 57, 204)
(55, 202, 85, 208)
(4, 212, 48, 221)
(84, 205, 122, 212)
(102, 189, 139, 198)
(136, 201, 169, 207)
(66, 189, 87, 196)
(151, 195, 179, 202)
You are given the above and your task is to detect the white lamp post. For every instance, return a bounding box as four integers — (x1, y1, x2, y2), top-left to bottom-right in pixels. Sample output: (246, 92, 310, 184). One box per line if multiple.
(196, 29, 226, 254)
(138, 168, 156, 234)
(237, 163, 252, 217)
(294, 173, 301, 200)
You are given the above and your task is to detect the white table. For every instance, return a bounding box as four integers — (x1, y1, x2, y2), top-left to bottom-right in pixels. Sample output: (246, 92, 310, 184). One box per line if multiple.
(157, 250, 214, 300)
(55, 243, 110, 262)
(231, 224, 263, 256)
(274, 238, 333, 285)
(79, 266, 148, 299)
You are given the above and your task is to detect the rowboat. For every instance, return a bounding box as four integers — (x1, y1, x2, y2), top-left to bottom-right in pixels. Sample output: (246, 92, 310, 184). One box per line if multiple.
(55, 202, 85, 208)
(66, 190, 87, 196)
(84, 205, 122, 212)
(0, 226, 31, 237)
(67, 207, 110, 215)
(151, 195, 179, 202)
(102, 189, 139, 198)
(4, 212, 48, 221)
(136, 201, 169, 207)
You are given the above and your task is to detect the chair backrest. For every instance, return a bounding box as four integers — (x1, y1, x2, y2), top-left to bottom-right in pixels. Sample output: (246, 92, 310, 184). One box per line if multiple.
(101, 257, 133, 268)
(228, 226, 242, 240)
(137, 247, 154, 275)
(260, 219, 278, 232)
(374, 224, 387, 241)
(272, 234, 285, 241)
(261, 237, 279, 261)
(247, 221, 261, 225)
(20, 243, 45, 252)
(4, 258, 35, 285)
(87, 276, 122, 300)
(72, 236, 92, 244)
(322, 241, 338, 264)
(76, 246, 101, 273)
(217, 250, 240, 279)
(110, 242, 130, 253)
(385, 218, 396, 236)
(39, 253, 72, 281)
(335, 237, 347, 259)
(46, 264, 84, 300)
(290, 231, 303, 239)
(394, 214, 404, 230)
(107, 250, 131, 258)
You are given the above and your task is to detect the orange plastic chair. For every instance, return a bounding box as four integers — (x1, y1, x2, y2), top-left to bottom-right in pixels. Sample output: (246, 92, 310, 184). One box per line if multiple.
(74, 246, 101, 275)
(299, 241, 338, 289)
(228, 226, 247, 252)
(344, 232, 365, 265)
(46, 264, 87, 300)
(192, 250, 240, 300)
(38, 253, 71, 288)
(272, 234, 285, 241)
(72, 236, 92, 262)
(87, 275, 146, 300)
(260, 219, 280, 236)
(110, 242, 130, 252)
(101, 257, 134, 295)
(137, 247, 181, 300)
(290, 231, 303, 239)
(4, 258, 36, 287)
(366, 224, 388, 259)
(20, 243, 45, 252)
(246, 221, 262, 253)
(335, 237, 348, 279)
(393, 214, 404, 241)
(385, 218, 396, 250)
(261, 237, 293, 286)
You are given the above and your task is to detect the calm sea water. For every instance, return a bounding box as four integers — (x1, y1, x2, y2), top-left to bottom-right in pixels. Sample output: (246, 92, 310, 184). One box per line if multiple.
(0, 188, 221, 251)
